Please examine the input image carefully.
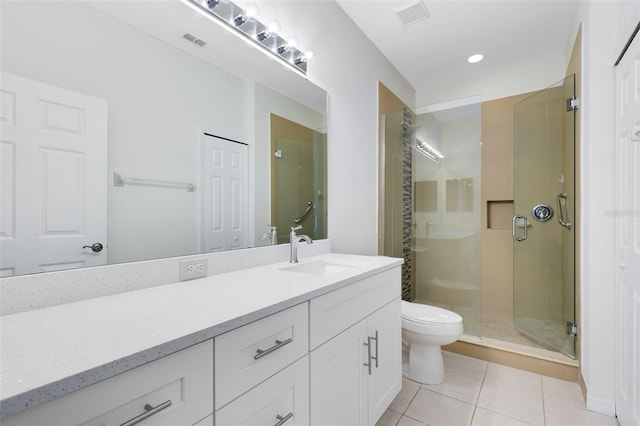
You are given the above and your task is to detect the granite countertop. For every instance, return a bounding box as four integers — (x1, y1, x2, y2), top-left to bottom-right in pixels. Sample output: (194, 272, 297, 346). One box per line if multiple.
(0, 253, 402, 419)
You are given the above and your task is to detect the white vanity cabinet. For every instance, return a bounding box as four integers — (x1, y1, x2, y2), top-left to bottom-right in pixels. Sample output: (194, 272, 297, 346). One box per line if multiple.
(2, 340, 214, 426)
(309, 268, 402, 426)
(1, 259, 402, 426)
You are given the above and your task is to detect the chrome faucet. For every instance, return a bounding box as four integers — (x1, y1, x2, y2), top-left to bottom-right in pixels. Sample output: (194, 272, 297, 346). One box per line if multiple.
(259, 225, 278, 245)
(290, 225, 313, 263)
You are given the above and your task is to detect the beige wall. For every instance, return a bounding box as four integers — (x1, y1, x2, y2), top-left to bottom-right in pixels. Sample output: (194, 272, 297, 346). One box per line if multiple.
(480, 92, 534, 315)
(378, 83, 410, 257)
(270, 114, 326, 242)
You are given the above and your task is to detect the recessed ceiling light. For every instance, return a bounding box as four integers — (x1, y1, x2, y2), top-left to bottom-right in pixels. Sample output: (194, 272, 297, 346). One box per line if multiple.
(468, 54, 484, 63)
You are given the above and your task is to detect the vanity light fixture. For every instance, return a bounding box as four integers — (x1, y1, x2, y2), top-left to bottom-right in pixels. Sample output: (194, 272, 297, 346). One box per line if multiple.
(277, 42, 290, 54)
(256, 29, 271, 41)
(467, 54, 484, 63)
(181, 0, 310, 75)
(416, 138, 444, 163)
(234, 3, 258, 27)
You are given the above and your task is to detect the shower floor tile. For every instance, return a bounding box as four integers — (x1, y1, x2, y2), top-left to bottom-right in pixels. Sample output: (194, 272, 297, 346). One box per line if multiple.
(414, 298, 557, 351)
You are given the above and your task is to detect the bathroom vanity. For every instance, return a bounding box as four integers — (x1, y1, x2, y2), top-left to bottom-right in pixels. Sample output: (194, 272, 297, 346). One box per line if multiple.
(0, 253, 402, 425)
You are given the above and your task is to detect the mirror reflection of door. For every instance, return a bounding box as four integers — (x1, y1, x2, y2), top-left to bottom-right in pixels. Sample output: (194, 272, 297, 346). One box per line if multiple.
(0, 73, 108, 276)
(201, 134, 248, 252)
(270, 114, 326, 243)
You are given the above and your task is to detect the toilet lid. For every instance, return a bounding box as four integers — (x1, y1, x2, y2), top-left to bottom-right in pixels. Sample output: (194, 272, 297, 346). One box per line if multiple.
(401, 301, 462, 324)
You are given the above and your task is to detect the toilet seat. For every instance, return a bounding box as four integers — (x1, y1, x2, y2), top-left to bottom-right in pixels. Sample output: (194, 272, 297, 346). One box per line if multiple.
(401, 301, 462, 324)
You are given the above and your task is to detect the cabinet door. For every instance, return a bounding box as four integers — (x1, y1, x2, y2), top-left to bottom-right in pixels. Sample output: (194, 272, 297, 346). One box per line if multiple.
(310, 321, 367, 426)
(367, 299, 402, 424)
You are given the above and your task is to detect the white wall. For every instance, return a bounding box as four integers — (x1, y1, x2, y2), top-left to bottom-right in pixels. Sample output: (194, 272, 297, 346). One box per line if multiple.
(577, 0, 640, 416)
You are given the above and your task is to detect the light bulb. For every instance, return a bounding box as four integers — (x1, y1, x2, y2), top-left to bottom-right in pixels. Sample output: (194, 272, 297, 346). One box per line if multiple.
(268, 21, 281, 34)
(287, 37, 298, 50)
(244, 3, 259, 21)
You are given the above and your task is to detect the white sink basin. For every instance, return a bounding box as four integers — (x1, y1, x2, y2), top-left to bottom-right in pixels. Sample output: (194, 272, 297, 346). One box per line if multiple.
(280, 258, 364, 277)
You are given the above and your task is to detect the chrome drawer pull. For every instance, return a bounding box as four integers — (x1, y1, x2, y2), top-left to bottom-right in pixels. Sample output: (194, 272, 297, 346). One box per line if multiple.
(119, 400, 172, 426)
(363, 336, 372, 375)
(274, 412, 293, 426)
(371, 330, 379, 368)
(254, 337, 293, 360)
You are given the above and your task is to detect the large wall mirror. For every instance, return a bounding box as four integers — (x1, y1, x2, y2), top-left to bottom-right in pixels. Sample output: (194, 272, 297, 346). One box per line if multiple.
(0, 0, 328, 277)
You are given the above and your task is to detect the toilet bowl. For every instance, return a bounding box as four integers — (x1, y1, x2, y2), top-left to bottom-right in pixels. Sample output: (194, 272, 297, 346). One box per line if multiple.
(401, 300, 463, 384)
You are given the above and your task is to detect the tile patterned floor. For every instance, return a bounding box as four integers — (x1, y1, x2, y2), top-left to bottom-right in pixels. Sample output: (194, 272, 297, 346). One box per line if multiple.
(377, 351, 619, 426)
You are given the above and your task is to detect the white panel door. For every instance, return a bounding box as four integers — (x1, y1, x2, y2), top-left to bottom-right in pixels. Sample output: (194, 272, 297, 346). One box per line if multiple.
(0, 73, 107, 276)
(201, 134, 248, 252)
(615, 33, 640, 426)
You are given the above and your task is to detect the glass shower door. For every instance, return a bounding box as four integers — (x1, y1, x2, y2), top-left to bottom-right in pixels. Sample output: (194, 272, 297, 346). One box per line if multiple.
(512, 75, 576, 358)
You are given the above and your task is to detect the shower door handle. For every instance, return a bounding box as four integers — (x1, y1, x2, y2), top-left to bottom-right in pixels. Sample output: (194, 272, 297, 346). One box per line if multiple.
(512, 215, 528, 241)
(556, 192, 572, 229)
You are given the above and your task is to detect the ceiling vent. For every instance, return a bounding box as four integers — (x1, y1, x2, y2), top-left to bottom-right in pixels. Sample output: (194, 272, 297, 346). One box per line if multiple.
(182, 33, 207, 47)
(395, 1, 430, 27)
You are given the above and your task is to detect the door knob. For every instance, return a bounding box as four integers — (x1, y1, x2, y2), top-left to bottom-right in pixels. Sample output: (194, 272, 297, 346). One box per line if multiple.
(82, 243, 104, 253)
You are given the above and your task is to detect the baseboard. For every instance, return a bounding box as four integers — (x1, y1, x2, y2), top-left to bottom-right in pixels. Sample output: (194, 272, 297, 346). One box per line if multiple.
(444, 338, 579, 382)
(586, 394, 616, 417)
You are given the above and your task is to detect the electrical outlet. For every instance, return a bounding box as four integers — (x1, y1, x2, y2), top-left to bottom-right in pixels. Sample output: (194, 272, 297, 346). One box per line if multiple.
(179, 258, 208, 281)
(187, 264, 203, 274)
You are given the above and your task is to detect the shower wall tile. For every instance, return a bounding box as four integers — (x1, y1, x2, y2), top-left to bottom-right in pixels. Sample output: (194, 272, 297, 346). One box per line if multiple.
(481, 228, 513, 314)
(481, 93, 534, 318)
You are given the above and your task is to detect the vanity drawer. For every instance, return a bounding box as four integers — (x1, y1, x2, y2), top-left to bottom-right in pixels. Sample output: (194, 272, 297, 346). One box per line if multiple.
(3, 340, 214, 426)
(215, 355, 309, 425)
(309, 267, 400, 349)
(215, 302, 309, 409)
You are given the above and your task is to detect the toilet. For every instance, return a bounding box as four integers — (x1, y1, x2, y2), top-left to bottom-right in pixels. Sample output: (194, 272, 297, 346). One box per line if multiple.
(401, 300, 463, 385)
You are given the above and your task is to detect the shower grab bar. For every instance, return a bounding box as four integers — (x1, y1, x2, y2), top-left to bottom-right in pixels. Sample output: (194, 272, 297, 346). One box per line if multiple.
(512, 215, 528, 241)
(556, 192, 573, 229)
(294, 201, 313, 224)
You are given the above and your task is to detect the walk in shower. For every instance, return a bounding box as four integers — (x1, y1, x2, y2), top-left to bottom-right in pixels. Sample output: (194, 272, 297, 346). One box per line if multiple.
(382, 76, 577, 359)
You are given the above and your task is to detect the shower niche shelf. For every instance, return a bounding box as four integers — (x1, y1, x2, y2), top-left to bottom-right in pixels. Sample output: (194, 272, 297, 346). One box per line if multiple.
(487, 200, 513, 229)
